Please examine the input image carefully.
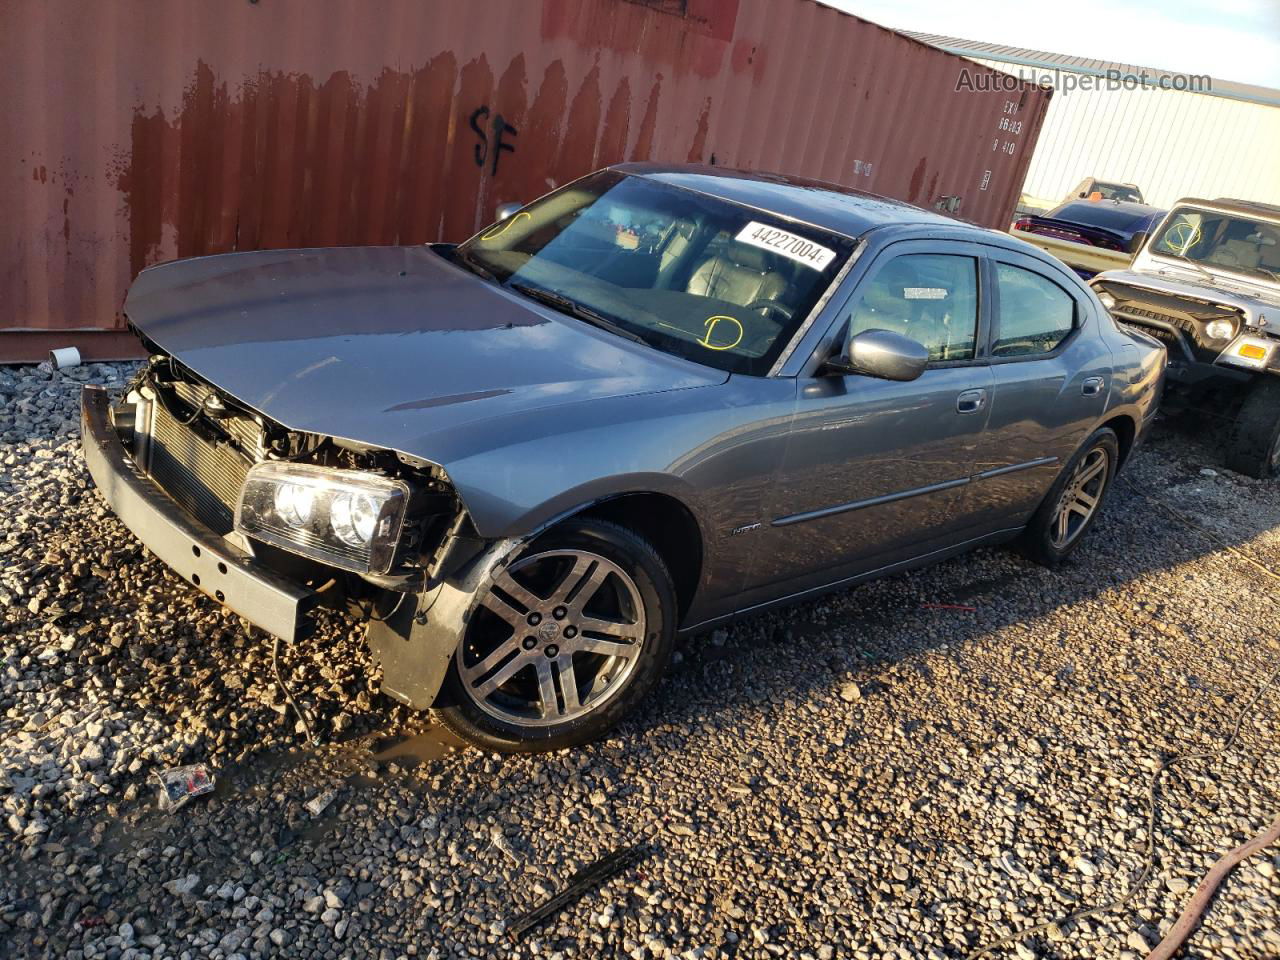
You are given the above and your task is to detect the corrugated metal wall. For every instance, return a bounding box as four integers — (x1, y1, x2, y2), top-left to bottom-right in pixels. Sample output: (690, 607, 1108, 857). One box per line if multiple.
(967, 59, 1280, 210)
(1, 0, 1049, 361)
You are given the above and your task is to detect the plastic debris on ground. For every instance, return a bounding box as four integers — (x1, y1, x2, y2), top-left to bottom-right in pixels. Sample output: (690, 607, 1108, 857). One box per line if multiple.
(507, 843, 648, 941)
(490, 825, 521, 864)
(304, 788, 338, 817)
(154, 764, 215, 812)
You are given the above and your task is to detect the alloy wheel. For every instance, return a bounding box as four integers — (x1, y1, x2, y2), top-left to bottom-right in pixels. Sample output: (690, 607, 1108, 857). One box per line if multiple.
(1050, 447, 1109, 549)
(456, 549, 646, 727)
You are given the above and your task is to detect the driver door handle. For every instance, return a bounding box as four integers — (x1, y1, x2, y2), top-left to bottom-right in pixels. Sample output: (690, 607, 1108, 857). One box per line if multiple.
(956, 388, 988, 415)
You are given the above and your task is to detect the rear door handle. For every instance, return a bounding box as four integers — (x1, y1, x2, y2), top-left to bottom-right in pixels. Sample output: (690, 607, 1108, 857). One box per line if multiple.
(1082, 376, 1104, 397)
(956, 388, 988, 414)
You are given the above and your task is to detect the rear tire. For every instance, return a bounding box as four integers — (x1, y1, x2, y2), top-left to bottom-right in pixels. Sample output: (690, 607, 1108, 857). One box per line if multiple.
(1225, 379, 1280, 479)
(435, 518, 675, 753)
(1020, 427, 1119, 568)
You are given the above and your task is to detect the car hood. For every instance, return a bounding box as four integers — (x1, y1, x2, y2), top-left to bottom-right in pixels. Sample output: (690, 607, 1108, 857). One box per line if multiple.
(125, 246, 726, 461)
(1100, 265, 1280, 311)
(1096, 267, 1280, 327)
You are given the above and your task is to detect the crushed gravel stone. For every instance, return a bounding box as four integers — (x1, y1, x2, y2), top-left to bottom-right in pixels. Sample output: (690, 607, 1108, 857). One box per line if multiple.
(2, 362, 1278, 959)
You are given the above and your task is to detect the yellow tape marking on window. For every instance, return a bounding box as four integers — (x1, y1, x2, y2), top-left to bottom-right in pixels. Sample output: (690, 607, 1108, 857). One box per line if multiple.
(700, 315, 743, 351)
(481, 211, 531, 240)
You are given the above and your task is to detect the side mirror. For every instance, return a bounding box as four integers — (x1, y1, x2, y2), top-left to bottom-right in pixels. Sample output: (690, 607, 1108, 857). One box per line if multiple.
(495, 201, 523, 222)
(827, 329, 929, 382)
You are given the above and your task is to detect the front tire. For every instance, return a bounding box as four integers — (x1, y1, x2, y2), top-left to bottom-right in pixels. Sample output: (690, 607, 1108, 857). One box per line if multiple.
(435, 518, 676, 753)
(1020, 427, 1119, 568)
(1226, 379, 1280, 479)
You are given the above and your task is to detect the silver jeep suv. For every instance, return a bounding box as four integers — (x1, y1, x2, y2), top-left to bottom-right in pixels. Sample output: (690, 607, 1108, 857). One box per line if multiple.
(1092, 198, 1280, 476)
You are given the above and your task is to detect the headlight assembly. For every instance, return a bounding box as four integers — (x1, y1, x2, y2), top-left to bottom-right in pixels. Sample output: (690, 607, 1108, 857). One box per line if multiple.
(235, 462, 409, 574)
(1205, 318, 1237, 341)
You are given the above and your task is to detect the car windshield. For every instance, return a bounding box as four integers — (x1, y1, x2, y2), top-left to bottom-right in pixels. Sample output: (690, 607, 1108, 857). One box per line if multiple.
(451, 171, 855, 375)
(1093, 182, 1143, 203)
(1150, 207, 1280, 284)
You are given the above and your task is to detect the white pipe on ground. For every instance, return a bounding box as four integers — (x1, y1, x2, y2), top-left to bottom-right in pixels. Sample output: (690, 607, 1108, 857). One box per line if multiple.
(47, 346, 82, 370)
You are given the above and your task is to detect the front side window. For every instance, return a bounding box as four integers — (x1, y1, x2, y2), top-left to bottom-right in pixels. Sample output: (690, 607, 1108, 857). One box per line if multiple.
(451, 171, 854, 375)
(1150, 207, 1280, 283)
(846, 254, 979, 362)
(993, 263, 1076, 358)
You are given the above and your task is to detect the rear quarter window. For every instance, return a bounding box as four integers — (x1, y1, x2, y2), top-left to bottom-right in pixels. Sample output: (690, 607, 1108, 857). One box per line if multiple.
(993, 264, 1077, 358)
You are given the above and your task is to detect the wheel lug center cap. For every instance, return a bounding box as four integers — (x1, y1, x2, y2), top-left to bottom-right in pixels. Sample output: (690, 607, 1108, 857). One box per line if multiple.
(536, 620, 559, 644)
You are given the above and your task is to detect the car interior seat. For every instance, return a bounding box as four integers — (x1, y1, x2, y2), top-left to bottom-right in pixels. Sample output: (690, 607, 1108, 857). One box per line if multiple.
(686, 244, 788, 310)
(1209, 236, 1263, 270)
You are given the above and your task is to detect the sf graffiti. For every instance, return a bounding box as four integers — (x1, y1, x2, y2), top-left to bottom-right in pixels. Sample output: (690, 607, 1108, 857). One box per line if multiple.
(470, 107, 518, 175)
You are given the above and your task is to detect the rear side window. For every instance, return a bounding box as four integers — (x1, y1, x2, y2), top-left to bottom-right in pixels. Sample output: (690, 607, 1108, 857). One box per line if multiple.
(993, 264, 1076, 358)
(847, 254, 979, 362)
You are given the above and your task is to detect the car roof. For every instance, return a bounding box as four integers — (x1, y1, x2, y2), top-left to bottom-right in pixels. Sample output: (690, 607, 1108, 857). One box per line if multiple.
(1174, 197, 1280, 220)
(611, 162, 965, 238)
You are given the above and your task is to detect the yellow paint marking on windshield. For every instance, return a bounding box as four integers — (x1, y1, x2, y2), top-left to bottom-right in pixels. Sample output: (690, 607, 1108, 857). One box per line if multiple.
(700, 315, 743, 351)
(1165, 220, 1201, 252)
(481, 211, 531, 240)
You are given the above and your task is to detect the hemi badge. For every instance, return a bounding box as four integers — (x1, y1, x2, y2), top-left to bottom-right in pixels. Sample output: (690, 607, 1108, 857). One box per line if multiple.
(731, 522, 763, 537)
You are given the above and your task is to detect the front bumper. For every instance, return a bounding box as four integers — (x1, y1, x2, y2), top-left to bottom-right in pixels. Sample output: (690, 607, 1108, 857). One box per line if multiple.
(80, 385, 315, 641)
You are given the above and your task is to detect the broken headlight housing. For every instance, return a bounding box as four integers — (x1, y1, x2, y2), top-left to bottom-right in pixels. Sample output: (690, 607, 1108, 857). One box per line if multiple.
(235, 462, 409, 574)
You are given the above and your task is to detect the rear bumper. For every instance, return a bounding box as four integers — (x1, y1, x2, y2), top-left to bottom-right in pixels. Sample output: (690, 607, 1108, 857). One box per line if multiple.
(1008, 227, 1131, 277)
(80, 385, 315, 641)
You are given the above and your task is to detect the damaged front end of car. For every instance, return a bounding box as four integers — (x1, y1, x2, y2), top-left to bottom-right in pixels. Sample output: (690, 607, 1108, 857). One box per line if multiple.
(81, 350, 510, 710)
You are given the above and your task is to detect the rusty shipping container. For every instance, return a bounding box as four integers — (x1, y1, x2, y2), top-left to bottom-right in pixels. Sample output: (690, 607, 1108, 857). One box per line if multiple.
(0, 0, 1050, 361)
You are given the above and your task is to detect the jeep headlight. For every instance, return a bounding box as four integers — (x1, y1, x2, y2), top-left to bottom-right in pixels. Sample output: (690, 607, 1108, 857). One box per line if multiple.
(235, 462, 409, 574)
(1205, 318, 1237, 341)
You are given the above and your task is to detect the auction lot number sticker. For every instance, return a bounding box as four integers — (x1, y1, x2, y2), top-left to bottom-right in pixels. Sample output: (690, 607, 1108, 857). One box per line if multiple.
(735, 222, 836, 271)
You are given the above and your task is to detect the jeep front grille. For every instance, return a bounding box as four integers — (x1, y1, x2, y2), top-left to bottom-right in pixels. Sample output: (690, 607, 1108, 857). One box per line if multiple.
(1120, 305, 1192, 331)
(1112, 304, 1216, 361)
(147, 399, 251, 535)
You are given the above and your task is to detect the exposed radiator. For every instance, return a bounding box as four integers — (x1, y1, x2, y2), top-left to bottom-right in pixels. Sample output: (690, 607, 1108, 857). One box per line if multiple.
(147, 399, 252, 535)
(171, 379, 266, 460)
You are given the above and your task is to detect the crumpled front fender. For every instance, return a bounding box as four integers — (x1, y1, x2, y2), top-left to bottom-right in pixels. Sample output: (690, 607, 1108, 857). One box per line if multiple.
(365, 536, 531, 710)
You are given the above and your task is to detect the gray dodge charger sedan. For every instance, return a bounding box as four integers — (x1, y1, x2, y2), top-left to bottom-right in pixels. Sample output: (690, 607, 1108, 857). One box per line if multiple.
(82, 165, 1165, 751)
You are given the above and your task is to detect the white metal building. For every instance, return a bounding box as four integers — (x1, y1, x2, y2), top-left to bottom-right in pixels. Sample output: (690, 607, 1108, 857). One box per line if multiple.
(906, 32, 1280, 213)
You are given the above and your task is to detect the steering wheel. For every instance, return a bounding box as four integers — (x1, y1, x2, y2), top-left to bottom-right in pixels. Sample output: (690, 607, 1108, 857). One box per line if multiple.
(744, 299, 794, 322)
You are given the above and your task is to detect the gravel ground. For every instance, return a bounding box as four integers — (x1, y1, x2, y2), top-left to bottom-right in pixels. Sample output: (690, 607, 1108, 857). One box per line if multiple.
(2, 361, 1278, 960)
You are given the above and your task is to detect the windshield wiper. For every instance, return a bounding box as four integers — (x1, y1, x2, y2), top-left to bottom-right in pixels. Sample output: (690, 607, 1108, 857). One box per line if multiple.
(450, 248, 501, 284)
(509, 283, 650, 346)
(1158, 259, 1216, 284)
